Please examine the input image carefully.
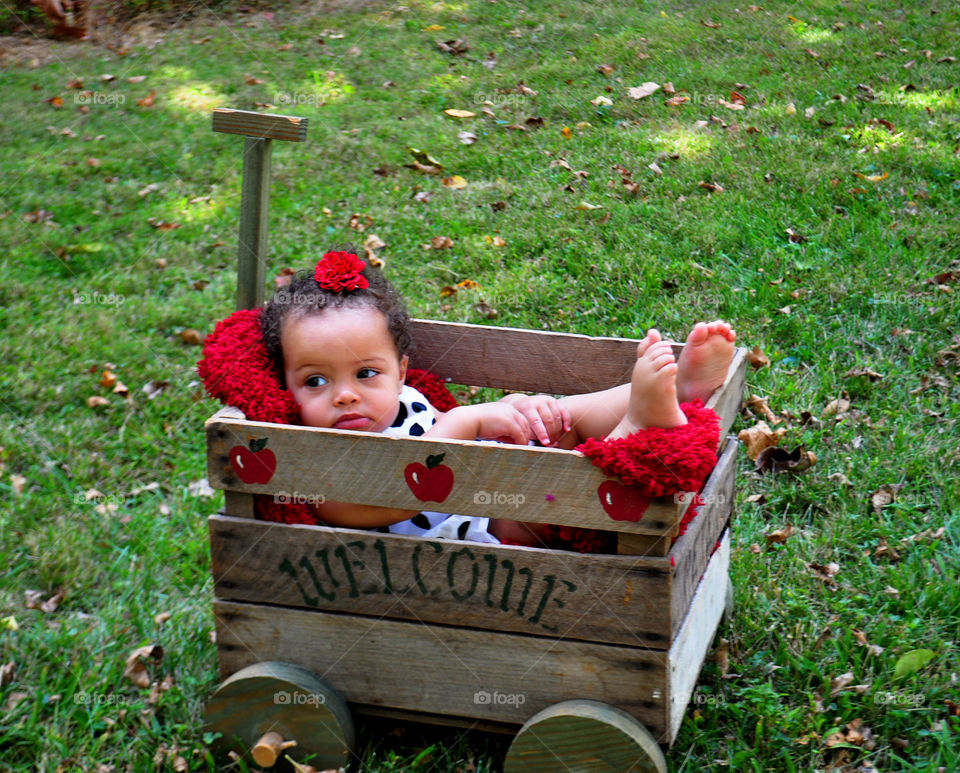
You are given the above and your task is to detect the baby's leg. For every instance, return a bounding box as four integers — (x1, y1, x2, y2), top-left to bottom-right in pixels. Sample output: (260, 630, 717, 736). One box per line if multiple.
(551, 333, 686, 447)
(676, 321, 736, 404)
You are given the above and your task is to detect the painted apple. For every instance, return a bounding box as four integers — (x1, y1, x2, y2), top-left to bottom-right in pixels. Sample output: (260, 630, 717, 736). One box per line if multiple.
(229, 437, 277, 485)
(597, 480, 652, 522)
(404, 453, 454, 503)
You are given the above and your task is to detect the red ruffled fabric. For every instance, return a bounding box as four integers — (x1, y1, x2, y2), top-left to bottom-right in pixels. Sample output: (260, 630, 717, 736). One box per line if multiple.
(197, 307, 460, 525)
(575, 400, 720, 497)
(197, 307, 301, 425)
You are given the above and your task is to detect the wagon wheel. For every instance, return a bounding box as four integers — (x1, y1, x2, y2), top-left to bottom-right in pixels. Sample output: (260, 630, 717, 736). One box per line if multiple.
(722, 576, 734, 625)
(503, 699, 667, 773)
(204, 661, 354, 769)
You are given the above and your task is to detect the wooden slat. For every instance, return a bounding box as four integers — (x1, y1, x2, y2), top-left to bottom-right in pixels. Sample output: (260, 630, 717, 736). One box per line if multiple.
(212, 108, 308, 142)
(617, 532, 672, 557)
(667, 437, 737, 640)
(236, 136, 272, 310)
(408, 319, 650, 395)
(206, 417, 686, 536)
(223, 491, 254, 518)
(213, 600, 670, 735)
(209, 515, 674, 648)
(667, 531, 730, 744)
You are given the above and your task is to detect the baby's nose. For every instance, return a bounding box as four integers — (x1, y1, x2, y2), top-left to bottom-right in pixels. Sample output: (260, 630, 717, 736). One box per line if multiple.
(333, 386, 359, 405)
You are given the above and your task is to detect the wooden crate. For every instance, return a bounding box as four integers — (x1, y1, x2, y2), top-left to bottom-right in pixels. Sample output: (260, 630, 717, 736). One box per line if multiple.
(205, 320, 745, 745)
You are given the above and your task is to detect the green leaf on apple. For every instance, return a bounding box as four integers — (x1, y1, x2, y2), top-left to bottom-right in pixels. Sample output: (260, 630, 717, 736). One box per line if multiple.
(249, 437, 269, 452)
(426, 453, 446, 469)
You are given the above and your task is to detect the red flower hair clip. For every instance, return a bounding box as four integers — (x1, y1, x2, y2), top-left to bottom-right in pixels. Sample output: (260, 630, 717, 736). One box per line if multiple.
(314, 251, 369, 292)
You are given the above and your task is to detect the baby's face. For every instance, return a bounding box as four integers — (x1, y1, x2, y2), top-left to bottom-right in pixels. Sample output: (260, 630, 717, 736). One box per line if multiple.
(282, 306, 407, 432)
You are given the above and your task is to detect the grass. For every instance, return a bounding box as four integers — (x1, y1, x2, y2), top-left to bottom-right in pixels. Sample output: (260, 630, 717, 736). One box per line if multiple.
(1, 0, 958, 770)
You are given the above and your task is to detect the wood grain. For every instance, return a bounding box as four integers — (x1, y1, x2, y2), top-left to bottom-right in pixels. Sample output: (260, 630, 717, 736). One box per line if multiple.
(236, 136, 271, 310)
(667, 531, 730, 743)
(212, 108, 308, 142)
(504, 699, 667, 772)
(204, 661, 354, 769)
(667, 437, 737, 639)
(206, 417, 689, 536)
(213, 600, 671, 733)
(209, 515, 674, 648)
(407, 319, 642, 395)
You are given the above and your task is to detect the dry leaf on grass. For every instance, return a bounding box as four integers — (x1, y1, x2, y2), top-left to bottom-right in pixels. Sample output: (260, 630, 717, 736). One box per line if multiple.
(627, 82, 660, 100)
(754, 445, 816, 474)
(124, 644, 164, 689)
(869, 483, 904, 515)
(737, 420, 786, 460)
(746, 345, 769, 369)
(765, 523, 795, 545)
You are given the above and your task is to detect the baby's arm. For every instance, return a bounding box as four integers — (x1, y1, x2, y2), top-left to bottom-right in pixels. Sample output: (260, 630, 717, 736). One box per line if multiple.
(426, 402, 532, 444)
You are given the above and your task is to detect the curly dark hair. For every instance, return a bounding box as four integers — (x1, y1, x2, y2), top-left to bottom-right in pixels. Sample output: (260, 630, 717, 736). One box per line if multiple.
(261, 250, 413, 386)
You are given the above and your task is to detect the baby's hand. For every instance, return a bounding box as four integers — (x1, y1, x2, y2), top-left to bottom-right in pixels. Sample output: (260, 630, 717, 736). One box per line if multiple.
(508, 395, 572, 446)
(469, 403, 533, 445)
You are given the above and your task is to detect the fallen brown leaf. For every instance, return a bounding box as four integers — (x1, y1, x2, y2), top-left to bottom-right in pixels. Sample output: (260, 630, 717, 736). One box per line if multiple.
(746, 345, 769, 369)
(737, 420, 785, 460)
(869, 483, 904, 515)
(123, 644, 163, 689)
(765, 523, 795, 545)
(179, 329, 203, 346)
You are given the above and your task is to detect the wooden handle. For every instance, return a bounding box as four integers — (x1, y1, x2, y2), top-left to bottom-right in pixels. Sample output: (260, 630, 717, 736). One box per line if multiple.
(251, 731, 297, 767)
(212, 108, 308, 142)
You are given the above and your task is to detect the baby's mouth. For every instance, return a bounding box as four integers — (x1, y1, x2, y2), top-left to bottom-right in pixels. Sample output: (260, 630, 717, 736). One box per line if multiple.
(333, 413, 373, 430)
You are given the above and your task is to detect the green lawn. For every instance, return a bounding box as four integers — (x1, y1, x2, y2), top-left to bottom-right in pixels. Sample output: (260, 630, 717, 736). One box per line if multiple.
(1, 0, 958, 770)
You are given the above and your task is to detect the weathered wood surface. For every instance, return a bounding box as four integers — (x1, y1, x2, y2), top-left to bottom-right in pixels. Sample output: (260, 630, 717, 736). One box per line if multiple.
(204, 661, 353, 769)
(210, 515, 674, 648)
(409, 320, 747, 418)
(667, 531, 730, 743)
(504, 699, 667, 773)
(236, 136, 271, 310)
(212, 107, 308, 142)
(617, 532, 671, 557)
(408, 319, 643, 395)
(206, 417, 690, 536)
(223, 491, 254, 518)
(213, 600, 671, 733)
(667, 437, 737, 640)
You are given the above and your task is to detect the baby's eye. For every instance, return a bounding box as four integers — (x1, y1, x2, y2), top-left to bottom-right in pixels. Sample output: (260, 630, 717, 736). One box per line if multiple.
(357, 368, 379, 379)
(305, 375, 327, 388)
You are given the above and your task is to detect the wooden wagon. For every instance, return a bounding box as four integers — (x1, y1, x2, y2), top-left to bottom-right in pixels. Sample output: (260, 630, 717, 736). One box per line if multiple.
(202, 110, 747, 772)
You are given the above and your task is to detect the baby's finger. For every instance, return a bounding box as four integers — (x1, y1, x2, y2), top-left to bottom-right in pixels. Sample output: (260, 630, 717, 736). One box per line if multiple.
(559, 405, 573, 434)
(532, 410, 553, 445)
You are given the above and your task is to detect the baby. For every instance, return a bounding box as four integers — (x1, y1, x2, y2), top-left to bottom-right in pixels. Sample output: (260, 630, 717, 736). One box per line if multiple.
(260, 251, 735, 546)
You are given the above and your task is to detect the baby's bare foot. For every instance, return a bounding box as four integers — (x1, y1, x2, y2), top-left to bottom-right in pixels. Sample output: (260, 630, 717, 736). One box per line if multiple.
(676, 320, 736, 404)
(609, 340, 687, 438)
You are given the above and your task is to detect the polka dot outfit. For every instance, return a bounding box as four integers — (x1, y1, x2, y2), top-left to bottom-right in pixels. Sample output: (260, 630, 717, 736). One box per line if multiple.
(377, 385, 500, 544)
